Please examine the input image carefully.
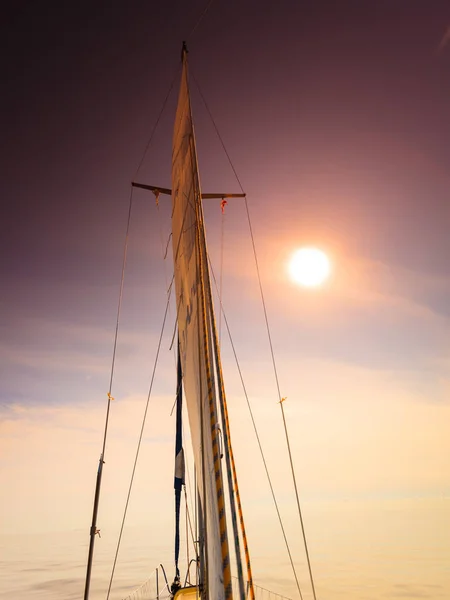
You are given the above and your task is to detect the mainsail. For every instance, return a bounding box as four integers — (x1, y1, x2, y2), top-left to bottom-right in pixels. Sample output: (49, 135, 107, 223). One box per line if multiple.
(83, 40, 309, 600)
(171, 48, 232, 600)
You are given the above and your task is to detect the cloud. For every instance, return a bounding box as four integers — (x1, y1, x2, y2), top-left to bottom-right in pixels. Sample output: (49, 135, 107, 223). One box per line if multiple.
(212, 247, 450, 381)
(392, 583, 442, 598)
(0, 392, 178, 536)
(0, 310, 178, 411)
(2, 354, 450, 542)
(1, 364, 449, 600)
(27, 578, 82, 594)
(0, 341, 108, 374)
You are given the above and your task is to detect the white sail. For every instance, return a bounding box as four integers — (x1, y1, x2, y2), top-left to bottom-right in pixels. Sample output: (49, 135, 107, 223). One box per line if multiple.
(171, 52, 231, 600)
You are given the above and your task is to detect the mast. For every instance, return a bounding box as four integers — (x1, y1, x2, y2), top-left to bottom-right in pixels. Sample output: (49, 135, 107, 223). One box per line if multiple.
(171, 43, 232, 600)
(128, 42, 252, 599)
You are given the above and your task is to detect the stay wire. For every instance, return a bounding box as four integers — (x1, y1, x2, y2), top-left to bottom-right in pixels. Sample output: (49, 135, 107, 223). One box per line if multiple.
(241, 164, 319, 600)
(156, 203, 197, 541)
(186, 0, 216, 41)
(103, 187, 134, 458)
(280, 401, 318, 600)
(192, 71, 284, 400)
(106, 277, 174, 600)
(195, 72, 318, 600)
(192, 75, 316, 600)
(182, 421, 196, 546)
(132, 66, 180, 182)
(184, 484, 197, 555)
(219, 205, 225, 343)
(207, 257, 304, 600)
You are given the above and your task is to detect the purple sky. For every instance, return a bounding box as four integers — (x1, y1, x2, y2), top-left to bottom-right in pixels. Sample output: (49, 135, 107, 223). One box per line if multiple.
(2, 4, 450, 599)
(2, 1, 450, 408)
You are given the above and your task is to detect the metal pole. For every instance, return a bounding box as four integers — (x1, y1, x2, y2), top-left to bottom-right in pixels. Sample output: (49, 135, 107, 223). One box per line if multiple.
(84, 454, 104, 600)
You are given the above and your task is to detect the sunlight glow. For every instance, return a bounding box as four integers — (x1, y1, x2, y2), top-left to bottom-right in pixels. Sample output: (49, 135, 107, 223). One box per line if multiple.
(289, 247, 331, 287)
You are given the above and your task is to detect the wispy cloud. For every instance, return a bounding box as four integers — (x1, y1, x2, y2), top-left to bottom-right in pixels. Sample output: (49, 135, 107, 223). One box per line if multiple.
(0, 393, 177, 535)
(27, 578, 82, 595)
(392, 583, 442, 598)
(213, 247, 450, 381)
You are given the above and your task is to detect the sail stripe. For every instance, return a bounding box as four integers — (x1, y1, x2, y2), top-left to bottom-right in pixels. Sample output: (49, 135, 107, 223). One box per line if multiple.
(196, 216, 232, 597)
(198, 270, 232, 600)
(203, 264, 255, 600)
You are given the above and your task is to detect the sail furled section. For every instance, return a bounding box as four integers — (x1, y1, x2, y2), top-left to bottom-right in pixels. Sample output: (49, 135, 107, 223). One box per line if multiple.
(171, 50, 231, 600)
(174, 345, 185, 579)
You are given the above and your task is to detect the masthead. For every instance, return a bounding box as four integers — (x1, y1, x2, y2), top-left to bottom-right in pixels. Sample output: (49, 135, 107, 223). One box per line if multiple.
(181, 41, 188, 62)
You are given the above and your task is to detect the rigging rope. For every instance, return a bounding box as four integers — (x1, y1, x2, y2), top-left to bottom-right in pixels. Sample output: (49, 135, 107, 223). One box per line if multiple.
(103, 35, 316, 600)
(152, 177, 197, 551)
(192, 73, 284, 399)
(104, 188, 134, 455)
(186, 0, 217, 41)
(106, 277, 175, 600)
(121, 573, 170, 600)
(107, 183, 200, 597)
(185, 485, 190, 577)
(87, 62, 179, 593)
(279, 399, 318, 600)
(203, 227, 250, 600)
(132, 68, 180, 182)
(184, 482, 199, 584)
(219, 200, 227, 343)
(196, 191, 233, 600)
(182, 421, 197, 554)
(83, 188, 134, 600)
(208, 259, 304, 600)
(193, 71, 318, 600)
(193, 70, 306, 598)
(241, 171, 318, 600)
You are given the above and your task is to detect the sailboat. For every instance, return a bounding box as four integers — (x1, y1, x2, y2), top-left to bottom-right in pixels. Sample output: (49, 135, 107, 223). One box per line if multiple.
(84, 42, 313, 600)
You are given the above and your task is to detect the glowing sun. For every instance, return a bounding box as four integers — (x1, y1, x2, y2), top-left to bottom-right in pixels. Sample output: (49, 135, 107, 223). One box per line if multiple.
(288, 247, 331, 287)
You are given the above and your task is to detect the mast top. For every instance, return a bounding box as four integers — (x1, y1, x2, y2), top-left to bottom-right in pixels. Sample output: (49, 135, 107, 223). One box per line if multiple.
(181, 41, 188, 62)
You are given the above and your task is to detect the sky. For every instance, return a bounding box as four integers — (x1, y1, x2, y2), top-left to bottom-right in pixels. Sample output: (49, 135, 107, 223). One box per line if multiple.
(1, 1, 450, 598)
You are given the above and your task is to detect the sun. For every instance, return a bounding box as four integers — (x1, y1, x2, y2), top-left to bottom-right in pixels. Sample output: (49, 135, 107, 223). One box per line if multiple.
(288, 247, 331, 287)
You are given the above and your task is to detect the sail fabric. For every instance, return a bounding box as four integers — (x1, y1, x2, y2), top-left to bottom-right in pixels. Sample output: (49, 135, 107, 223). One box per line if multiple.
(171, 54, 228, 600)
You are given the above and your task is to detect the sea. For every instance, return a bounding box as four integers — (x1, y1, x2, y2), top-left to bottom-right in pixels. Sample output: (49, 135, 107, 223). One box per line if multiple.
(1, 498, 448, 599)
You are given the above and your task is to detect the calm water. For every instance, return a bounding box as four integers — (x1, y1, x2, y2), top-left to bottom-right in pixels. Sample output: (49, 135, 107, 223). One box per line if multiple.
(1, 498, 448, 599)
